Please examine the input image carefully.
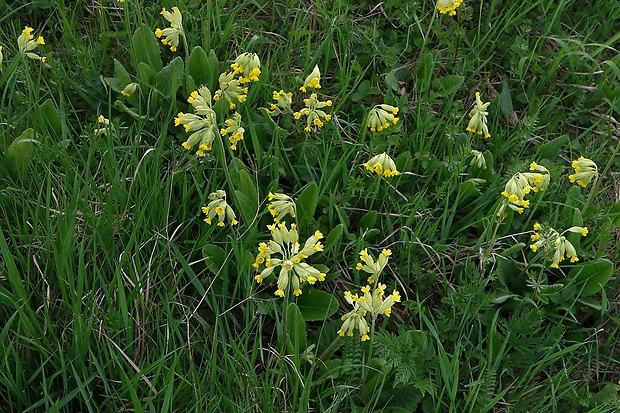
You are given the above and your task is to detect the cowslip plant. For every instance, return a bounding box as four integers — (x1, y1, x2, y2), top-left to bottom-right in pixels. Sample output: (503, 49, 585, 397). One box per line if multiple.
(436, 0, 463, 16)
(267, 192, 297, 223)
(363, 153, 400, 177)
(496, 162, 550, 217)
(366, 104, 399, 132)
(530, 223, 588, 268)
(338, 249, 401, 341)
(253, 222, 326, 297)
(466, 92, 491, 138)
(202, 190, 238, 226)
(17, 26, 46, 63)
(155, 7, 184, 52)
(569, 156, 598, 188)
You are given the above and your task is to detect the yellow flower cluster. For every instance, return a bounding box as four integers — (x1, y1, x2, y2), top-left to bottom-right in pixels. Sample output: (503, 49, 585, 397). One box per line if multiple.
(17, 26, 46, 63)
(202, 190, 238, 226)
(363, 153, 400, 177)
(497, 162, 549, 216)
(466, 92, 491, 138)
(155, 7, 184, 52)
(569, 156, 598, 187)
(294, 93, 332, 132)
(253, 223, 326, 297)
(175, 87, 219, 156)
(93, 115, 111, 136)
(231, 52, 261, 84)
(267, 90, 293, 116)
(214, 71, 249, 110)
(300, 65, 321, 92)
(220, 112, 245, 150)
(338, 249, 401, 341)
(267, 192, 297, 223)
(367, 104, 399, 132)
(530, 223, 588, 268)
(436, 0, 463, 16)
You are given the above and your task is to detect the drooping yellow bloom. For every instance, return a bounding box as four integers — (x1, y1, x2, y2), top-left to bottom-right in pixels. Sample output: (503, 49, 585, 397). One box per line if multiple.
(175, 87, 219, 156)
(155, 7, 184, 52)
(529, 223, 587, 267)
(367, 104, 399, 132)
(202, 190, 238, 227)
(94, 115, 111, 136)
(436, 0, 463, 16)
(219, 112, 244, 150)
(300, 65, 321, 92)
(293, 93, 332, 132)
(356, 249, 392, 283)
(466, 92, 491, 138)
(267, 192, 297, 223)
(214, 71, 248, 110)
(569, 156, 598, 187)
(17, 26, 46, 62)
(470, 149, 487, 169)
(121, 83, 138, 97)
(497, 163, 549, 217)
(337, 285, 401, 341)
(363, 153, 400, 177)
(253, 222, 326, 297)
(267, 90, 293, 116)
(231, 52, 261, 83)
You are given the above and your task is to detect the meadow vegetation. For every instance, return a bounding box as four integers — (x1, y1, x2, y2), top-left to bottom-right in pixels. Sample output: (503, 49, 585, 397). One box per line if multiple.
(1, 0, 619, 411)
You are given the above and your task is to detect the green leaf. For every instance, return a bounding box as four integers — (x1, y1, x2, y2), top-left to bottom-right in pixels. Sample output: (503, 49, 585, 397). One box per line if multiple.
(201, 244, 228, 275)
(235, 169, 258, 224)
(8, 128, 39, 174)
(137, 62, 155, 86)
(286, 303, 307, 355)
(188, 46, 218, 91)
(325, 224, 344, 250)
(500, 80, 514, 117)
(36, 99, 62, 138)
(114, 59, 132, 88)
(537, 135, 568, 160)
(568, 259, 613, 297)
(297, 182, 319, 229)
(131, 25, 162, 72)
(501, 242, 526, 257)
(432, 75, 463, 97)
(153, 56, 184, 99)
(416, 53, 434, 90)
(359, 210, 377, 229)
(296, 289, 338, 321)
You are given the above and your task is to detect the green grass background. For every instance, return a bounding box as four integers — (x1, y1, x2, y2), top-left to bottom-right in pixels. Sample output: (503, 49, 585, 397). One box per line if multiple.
(0, 0, 619, 411)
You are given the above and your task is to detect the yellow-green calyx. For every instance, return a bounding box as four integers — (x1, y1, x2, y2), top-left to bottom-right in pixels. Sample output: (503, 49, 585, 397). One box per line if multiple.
(253, 222, 325, 298)
(202, 190, 238, 227)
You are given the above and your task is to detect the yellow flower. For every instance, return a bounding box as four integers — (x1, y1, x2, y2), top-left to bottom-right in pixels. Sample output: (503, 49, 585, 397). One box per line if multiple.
(252, 222, 326, 298)
(120, 83, 138, 98)
(94, 115, 111, 136)
(214, 71, 248, 110)
(363, 153, 400, 177)
(175, 87, 219, 156)
(367, 104, 399, 132)
(436, 0, 463, 16)
(470, 149, 487, 169)
(267, 192, 297, 223)
(293, 93, 332, 132)
(529, 223, 584, 268)
(338, 283, 401, 341)
(202, 190, 238, 227)
(17, 25, 46, 62)
(569, 156, 598, 187)
(231, 52, 261, 83)
(220, 112, 244, 150)
(466, 92, 491, 138)
(300, 65, 321, 92)
(267, 90, 293, 116)
(155, 7, 184, 52)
